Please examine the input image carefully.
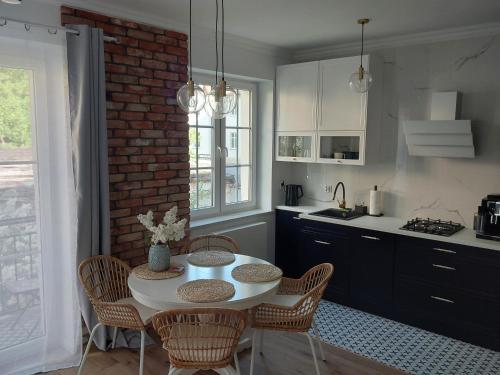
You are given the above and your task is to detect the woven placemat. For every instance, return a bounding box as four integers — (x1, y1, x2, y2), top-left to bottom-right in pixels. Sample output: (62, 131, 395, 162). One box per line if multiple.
(132, 263, 185, 280)
(231, 264, 283, 283)
(177, 279, 235, 303)
(187, 250, 236, 267)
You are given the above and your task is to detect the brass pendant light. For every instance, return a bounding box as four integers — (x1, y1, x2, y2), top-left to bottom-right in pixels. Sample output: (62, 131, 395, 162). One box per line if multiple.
(349, 18, 373, 93)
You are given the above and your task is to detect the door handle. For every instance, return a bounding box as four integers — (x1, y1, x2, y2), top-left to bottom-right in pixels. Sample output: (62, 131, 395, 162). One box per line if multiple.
(433, 247, 456, 254)
(432, 264, 456, 271)
(361, 235, 380, 241)
(314, 240, 331, 246)
(430, 295, 455, 304)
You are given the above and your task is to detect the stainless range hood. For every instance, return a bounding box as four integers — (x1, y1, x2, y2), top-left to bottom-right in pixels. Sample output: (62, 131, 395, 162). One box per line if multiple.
(403, 92, 475, 158)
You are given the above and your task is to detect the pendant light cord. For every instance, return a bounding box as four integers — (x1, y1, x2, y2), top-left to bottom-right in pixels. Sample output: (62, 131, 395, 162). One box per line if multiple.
(221, 0, 225, 80)
(360, 22, 364, 69)
(189, 0, 192, 80)
(215, 0, 219, 84)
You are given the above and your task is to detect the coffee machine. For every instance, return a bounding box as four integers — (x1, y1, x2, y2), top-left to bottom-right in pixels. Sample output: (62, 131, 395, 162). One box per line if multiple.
(475, 194, 500, 242)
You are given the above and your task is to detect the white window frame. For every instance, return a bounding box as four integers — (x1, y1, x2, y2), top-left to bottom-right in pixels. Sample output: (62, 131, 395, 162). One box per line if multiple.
(190, 74, 257, 219)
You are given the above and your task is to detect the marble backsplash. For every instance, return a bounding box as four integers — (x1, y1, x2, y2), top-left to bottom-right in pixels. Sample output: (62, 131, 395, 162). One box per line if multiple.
(288, 35, 500, 228)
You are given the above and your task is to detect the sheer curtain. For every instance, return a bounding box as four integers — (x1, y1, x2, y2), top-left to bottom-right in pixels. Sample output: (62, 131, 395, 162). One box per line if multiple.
(0, 29, 81, 374)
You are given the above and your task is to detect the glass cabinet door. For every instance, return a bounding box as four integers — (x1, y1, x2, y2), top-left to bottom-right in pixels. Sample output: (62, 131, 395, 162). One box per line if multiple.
(317, 131, 365, 165)
(276, 132, 315, 162)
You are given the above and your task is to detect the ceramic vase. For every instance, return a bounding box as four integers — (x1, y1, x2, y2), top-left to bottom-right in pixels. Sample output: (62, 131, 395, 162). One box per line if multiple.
(148, 244, 171, 272)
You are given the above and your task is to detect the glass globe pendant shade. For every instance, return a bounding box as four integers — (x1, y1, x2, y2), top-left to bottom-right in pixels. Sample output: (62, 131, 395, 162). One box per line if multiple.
(177, 80, 206, 113)
(206, 80, 237, 119)
(349, 66, 373, 93)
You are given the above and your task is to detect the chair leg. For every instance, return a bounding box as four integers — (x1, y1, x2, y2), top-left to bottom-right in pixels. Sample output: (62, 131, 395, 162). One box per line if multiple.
(234, 352, 241, 375)
(112, 326, 119, 349)
(259, 330, 264, 355)
(139, 330, 146, 375)
(304, 332, 321, 375)
(78, 322, 102, 375)
(249, 329, 258, 375)
(312, 320, 326, 362)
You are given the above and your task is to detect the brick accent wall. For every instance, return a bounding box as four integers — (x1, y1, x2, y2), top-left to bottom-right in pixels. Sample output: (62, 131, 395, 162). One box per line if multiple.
(61, 7, 190, 266)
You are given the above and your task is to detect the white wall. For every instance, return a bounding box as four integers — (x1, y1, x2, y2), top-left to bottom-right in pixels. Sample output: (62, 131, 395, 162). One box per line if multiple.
(281, 35, 500, 228)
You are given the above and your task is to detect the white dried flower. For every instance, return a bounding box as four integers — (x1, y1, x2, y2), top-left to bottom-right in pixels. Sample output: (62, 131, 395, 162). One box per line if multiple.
(137, 207, 186, 245)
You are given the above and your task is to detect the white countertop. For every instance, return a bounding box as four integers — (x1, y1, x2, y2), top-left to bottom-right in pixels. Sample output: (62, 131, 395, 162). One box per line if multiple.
(275, 205, 500, 252)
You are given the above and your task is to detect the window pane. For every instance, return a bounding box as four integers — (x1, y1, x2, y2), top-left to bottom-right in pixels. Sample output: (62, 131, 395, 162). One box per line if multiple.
(225, 166, 238, 204)
(238, 166, 251, 202)
(225, 104, 238, 128)
(197, 127, 213, 168)
(238, 89, 251, 128)
(197, 101, 213, 127)
(197, 169, 213, 209)
(0, 68, 33, 161)
(237, 129, 251, 165)
(225, 129, 238, 166)
(189, 170, 198, 209)
(189, 127, 198, 169)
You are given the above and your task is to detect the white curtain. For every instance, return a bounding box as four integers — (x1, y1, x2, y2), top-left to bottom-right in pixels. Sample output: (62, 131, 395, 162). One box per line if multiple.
(0, 29, 81, 374)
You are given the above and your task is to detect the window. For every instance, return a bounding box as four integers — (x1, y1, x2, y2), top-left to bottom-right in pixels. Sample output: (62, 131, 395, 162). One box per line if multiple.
(189, 79, 256, 217)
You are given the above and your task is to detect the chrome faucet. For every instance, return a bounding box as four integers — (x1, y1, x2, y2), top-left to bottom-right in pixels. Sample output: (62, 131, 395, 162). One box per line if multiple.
(333, 182, 346, 209)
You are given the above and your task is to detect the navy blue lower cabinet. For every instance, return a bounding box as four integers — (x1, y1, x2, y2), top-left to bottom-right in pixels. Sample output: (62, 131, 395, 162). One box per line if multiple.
(275, 209, 303, 278)
(350, 229, 395, 317)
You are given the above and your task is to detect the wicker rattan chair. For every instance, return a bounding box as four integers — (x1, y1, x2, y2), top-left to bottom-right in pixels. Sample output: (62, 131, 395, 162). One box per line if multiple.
(249, 263, 334, 375)
(153, 308, 246, 375)
(182, 234, 240, 254)
(78, 255, 156, 375)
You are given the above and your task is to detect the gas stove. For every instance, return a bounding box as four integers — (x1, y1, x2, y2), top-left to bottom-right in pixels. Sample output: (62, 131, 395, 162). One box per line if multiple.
(400, 218, 465, 237)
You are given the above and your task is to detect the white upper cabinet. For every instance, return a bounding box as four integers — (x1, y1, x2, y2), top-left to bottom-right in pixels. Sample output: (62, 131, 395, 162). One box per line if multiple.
(276, 61, 319, 132)
(319, 56, 368, 131)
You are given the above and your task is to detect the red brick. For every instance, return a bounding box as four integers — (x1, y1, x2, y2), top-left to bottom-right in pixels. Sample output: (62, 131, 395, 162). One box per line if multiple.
(142, 59, 167, 70)
(127, 47, 152, 58)
(168, 177, 189, 185)
(116, 198, 143, 208)
(141, 96, 165, 105)
(139, 40, 164, 52)
(127, 67, 154, 78)
(146, 112, 167, 121)
(165, 30, 188, 40)
(169, 162, 190, 170)
(167, 63, 188, 73)
(110, 208, 132, 218)
(168, 146, 188, 154)
(165, 46, 188, 57)
(178, 56, 188, 65)
(114, 130, 140, 139)
(146, 163, 169, 172)
(138, 24, 165, 35)
(129, 138, 154, 147)
(107, 120, 127, 129)
(115, 181, 142, 190)
(106, 110, 119, 120)
(109, 174, 126, 183)
(130, 188, 157, 198)
(154, 170, 177, 179)
(106, 63, 127, 73)
(159, 186, 180, 194)
(109, 156, 129, 165)
(127, 172, 154, 181)
(118, 36, 139, 47)
(61, 6, 75, 15)
(124, 85, 150, 95)
(130, 155, 156, 163)
(107, 83, 124, 92)
(139, 78, 164, 87)
(168, 114, 188, 123)
(110, 191, 130, 201)
(113, 55, 140, 66)
(154, 71, 179, 80)
(143, 196, 167, 205)
(104, 43, 126, 54)
(156, 35, 178, 46)
(75, 9, 110, 22)
(143, 180, 167, 188)
(97, 22, 127, 36)
(179, 40, 188, 49)
(156, 155, 178, 162)
(116, 216, 141, 226)
(117, 232, 143, 243)
(130, 121, 153, 130)
(128, 29, 155, 41)
(125, 103, 150, 112)
(141, 130, 164, 138)
(111, 74, 139, 84)
(115, 147, 141, 155)
(165, 81, 183, 89)
(112, 92, 140, 103)
(166, 130, 188, 139)
(120, 112, 145, 121)
(151, 105, 175, 113)
(153, 52, 177, 63)
(119, 164, 142, 173)
(168, 193, 190, 202)
(61, 15, 96, 27)
(151, 88, 176, 97)
(108, 139, 127, 147)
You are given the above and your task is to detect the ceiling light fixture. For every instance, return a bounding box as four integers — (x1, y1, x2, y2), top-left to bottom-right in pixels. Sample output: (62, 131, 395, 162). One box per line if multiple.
(206, 0, 237, 119)
(176, 0, 206, 113)
(349, 18, 373, 93)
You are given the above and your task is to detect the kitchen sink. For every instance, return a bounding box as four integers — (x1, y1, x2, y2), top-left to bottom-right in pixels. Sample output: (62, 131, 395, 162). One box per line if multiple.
(309, 208, 363, 220)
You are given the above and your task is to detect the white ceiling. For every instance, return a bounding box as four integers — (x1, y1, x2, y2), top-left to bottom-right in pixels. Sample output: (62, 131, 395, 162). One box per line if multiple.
(50, 0, 500, 49)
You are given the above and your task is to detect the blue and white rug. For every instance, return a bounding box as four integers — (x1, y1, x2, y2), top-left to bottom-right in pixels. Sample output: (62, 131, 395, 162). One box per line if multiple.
(313, 300, 500, 375)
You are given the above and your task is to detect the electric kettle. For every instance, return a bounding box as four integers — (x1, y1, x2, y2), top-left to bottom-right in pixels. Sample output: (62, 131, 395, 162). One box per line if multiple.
(285, 184, 304, 206)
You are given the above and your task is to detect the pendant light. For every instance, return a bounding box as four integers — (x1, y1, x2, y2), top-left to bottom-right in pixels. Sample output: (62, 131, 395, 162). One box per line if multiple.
(177, 0, 206, 113)
(206, 0, 237, 119)
(348, 18, 373, 93)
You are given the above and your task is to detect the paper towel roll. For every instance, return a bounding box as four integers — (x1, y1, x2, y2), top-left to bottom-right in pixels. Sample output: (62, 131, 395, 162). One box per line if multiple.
(369, 186, 383, 216)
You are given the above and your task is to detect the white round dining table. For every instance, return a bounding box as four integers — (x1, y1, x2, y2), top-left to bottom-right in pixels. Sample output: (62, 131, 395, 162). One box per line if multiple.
(128, 253, 281, 311)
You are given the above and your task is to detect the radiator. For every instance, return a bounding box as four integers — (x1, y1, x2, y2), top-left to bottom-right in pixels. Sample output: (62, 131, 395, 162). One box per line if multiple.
(214, 221, 268, 260)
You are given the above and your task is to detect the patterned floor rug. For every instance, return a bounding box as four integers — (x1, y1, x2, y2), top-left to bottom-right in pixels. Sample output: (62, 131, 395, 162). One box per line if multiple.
(314, 300, 500, 375)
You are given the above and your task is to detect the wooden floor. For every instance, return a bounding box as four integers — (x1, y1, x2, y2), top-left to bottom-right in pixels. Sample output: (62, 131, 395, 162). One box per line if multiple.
(47, 331, 405, 375)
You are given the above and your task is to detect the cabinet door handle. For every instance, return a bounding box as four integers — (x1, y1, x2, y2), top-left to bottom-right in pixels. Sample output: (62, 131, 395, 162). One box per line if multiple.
(430, 295, 455, 304)
(292, 217, 301, 221)
(361, 235, 380, 241)
(432, 264, 456, 271)
(314, 240, 331, 245)
(433, 247, 456, 254)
